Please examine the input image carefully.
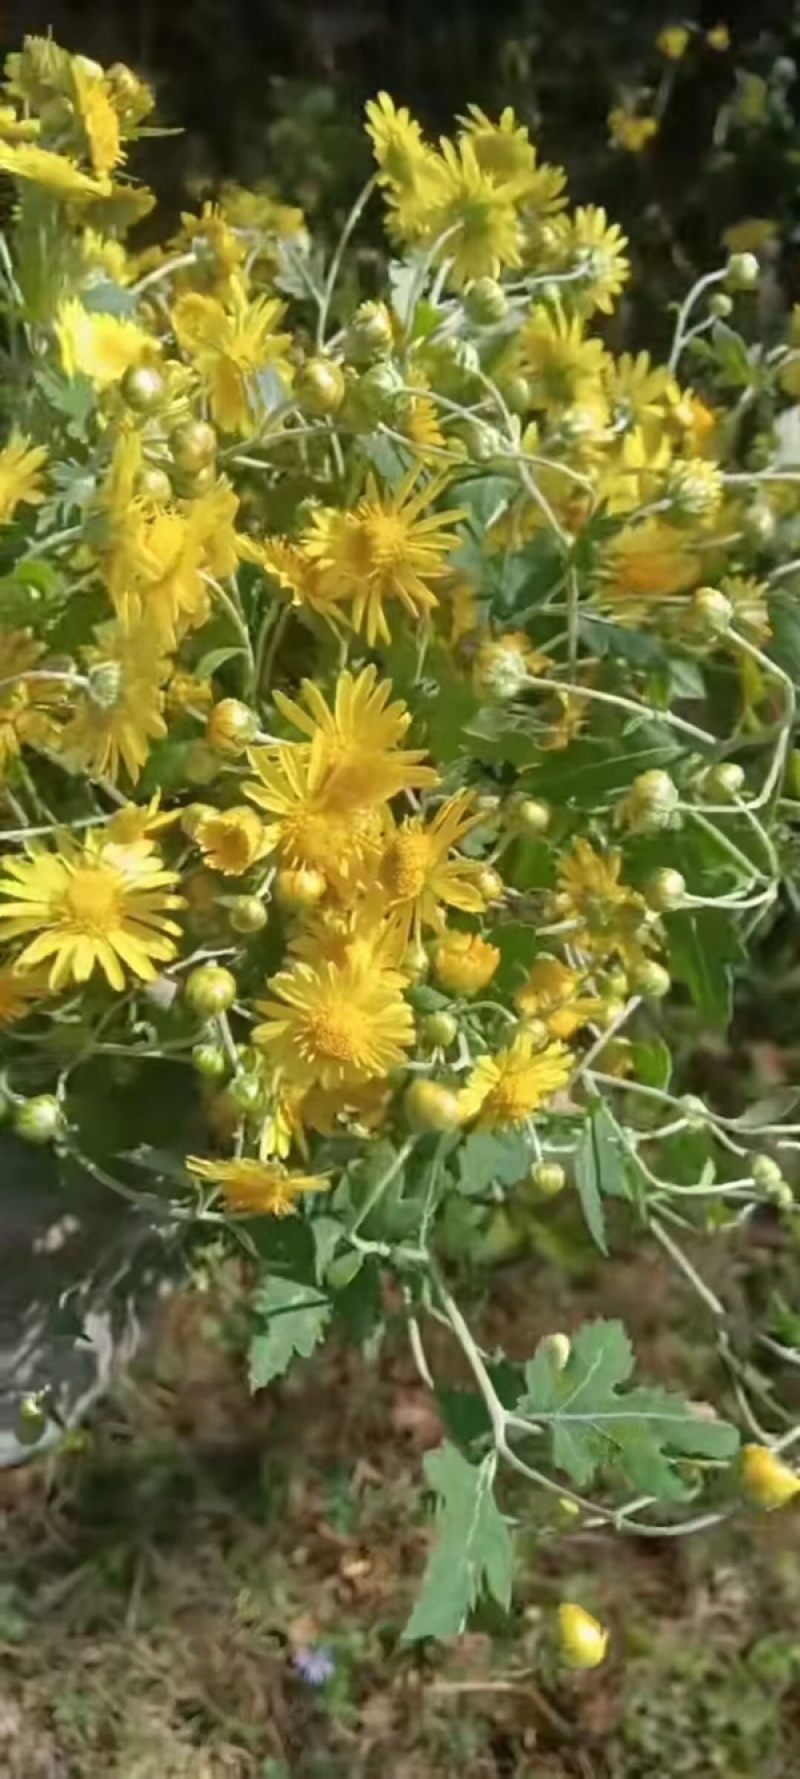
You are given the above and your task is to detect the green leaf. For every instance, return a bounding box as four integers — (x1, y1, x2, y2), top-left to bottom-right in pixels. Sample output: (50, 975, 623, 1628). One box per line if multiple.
(666, 908, 743, 1029)
(631, 1038, 672, 1092)
(457, 1129, 532, 1197)
(402, 1445, 514, 1642)
(248, 1277, 330, 1391)
(574, 1113, 610, 1253)
(522, 731, 686, 806)
(519, 1318, 739, 1498)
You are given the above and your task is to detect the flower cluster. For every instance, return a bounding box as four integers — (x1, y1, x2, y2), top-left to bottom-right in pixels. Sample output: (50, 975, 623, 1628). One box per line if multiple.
(1, 35, 799, 1634)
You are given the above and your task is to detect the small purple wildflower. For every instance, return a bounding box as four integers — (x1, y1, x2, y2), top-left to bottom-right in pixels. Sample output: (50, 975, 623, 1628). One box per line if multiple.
(292, 1645, 336, 1686)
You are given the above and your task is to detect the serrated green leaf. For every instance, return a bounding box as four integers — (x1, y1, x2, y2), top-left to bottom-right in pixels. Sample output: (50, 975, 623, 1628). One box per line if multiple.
(457, 1129, 532, 1196)
(522, 732, 686, 805)
(519, 1317, 739, 1498)
(248, 1277, 330, 1391)
(403, 1445, 514, 1641)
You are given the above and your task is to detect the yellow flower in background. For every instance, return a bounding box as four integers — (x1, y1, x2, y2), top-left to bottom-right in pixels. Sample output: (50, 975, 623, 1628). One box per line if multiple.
(722, 217, 778, 256)
(0, 139, 103, 196)
(657, 25, 691, 59)
(0, 833, 183, 991)
(740, 1443, 800, 1510)
(605, 353, 677, 431)
(600, 518, 699, 617)
(56, 299, 152, 387)
(238, 534, 349, 631)
(0, 629, 64, 774)
(172, 277, 293, 433)
(253, 956, 415, 1090)
(433, 930, 500, 995)
(459, 1030, 572, 1128)
(0, 435, 47, 523)
(187, 1155, 329, 1216)
(457, 103, 537, 183)
(302, 469, 463, 646)
(707, 23, 730, 51)
(273, 666, 438, 805)
(608, 109, 659, 154)
(381, 791, 485, 939)
(191, 806, 269, 876)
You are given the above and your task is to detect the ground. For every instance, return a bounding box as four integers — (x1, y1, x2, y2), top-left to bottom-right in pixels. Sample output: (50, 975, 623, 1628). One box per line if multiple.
(3, 1229, 800, 1779)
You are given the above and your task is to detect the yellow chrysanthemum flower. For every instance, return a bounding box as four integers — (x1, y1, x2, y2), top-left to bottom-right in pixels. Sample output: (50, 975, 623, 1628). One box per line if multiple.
(656, 24, 691, 59)
(0, 139, 104, 197)
(457, 103, 537, 182)
(365, 92, 434, 192)
(191, 806, 269, 876)
(422, 136, 530, 286)
(289, 902, 408, 982)
(381, 791, 485, 939)
(604, 353, 678, 431)
(172, 276, 292, 434)
(551, 839, 650, 966)
(187, 1155, 328, 1216)
(459, 1030, 572, 1128)
(245, 745, 382, 891)
(301, 468, 463, 646)
(569, 206, 630, 315)
(0, 965, 49, 1026)
(720, 573, 771, 643)
(253, 956, 414, 1090)
(72, 62, 123, 176)
(0, 833, 183, 992)
(0, 435, 47, 523)
(59, 615, 170, 784)
(56, 299, 152, 387)
(273, 666, 438, 804)
(515, 307, 609, 411)
(513, 957, 604, 1039)
(0, 629, 63, 774)
(600, 519, 700, 620)
(237, 534, 349, 632)
(433, 930, 500, 995)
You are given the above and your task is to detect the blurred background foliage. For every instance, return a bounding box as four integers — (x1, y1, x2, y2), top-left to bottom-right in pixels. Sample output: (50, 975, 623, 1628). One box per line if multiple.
(6, 0, 800, 349)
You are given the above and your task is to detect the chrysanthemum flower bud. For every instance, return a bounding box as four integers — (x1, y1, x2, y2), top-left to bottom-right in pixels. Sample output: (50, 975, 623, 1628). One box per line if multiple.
(541, 1331, 571, 1370)
(645, 867, 686, 912)
(121, 362, 165, 412)
(457, 418, 506, 462)
(689, 585, 733, 636)
(16, 1392, 50, 1445)
(667, 460, 723, 519)
(708, 291, 733, 319)
(620, 769, 680, 833)
(136, 465, 173, 503)
(228, 894, 269, 934)
(170, 420, 218, 472)
(184, 965, 237, 1016)
(86, 660, 124, 709)
(345, 299, 394, 363)
(695, 761, 745, 801)
(726, 252, 759, 290)
(421, 1010, 459, 1049)
(464, 277, 509, 325)
(557, 1603, 609, 1669)
(405, 1078, 463, 1132)
(751, 1154, 792, 1205)
(477, 864, 504, 902)
(404, 940, 430, 982)
(741, 1443, 800, 1510)
(473, 638, 531, 702)
(742, 501, 776, 547)
(630, 958, 671, 999)
(500, 373, 533, 416)
(433, 931, 500, 995)
(192, 1041, 229, 1079)
(294, 356, 346, 416)
(206, 698, 259, 756)
(14, 1095, 65, 1145)
(274, 867, 327, 911)
(679, 1093, 708, 1128)
(530, 1161, 567, 1198)
(509, 797, 552, 835)
(355, 360, 406, 421)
